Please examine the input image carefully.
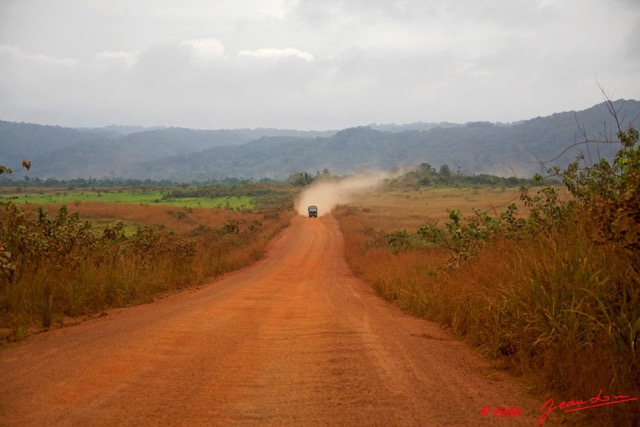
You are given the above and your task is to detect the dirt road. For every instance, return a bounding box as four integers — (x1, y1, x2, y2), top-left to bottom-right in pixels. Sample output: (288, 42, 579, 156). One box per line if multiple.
(1, 215, 545, 426)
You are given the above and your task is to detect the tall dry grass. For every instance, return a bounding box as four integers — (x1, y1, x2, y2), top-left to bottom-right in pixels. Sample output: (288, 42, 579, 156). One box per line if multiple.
(0, 202, 293, 340)
(336, 197, 639, 425)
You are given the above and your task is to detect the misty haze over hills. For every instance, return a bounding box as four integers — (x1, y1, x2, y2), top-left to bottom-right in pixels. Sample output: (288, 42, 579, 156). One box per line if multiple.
(1, 100, 639, 182)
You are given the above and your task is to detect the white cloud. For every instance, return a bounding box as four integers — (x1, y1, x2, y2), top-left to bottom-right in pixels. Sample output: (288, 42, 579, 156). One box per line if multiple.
(95, 50, 138, 67)
(237, 47, 314, 61)
(181, 38, 226, 62)
(0, 44, 78, 67)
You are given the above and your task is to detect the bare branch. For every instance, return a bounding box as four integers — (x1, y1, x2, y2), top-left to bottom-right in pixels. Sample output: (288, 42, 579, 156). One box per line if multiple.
(598, 81, 622, 134)
(526, 138, 616, 168)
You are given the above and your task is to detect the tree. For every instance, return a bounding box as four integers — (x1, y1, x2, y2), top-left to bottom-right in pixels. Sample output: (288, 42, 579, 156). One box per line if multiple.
(287, 171, 314, 186)
(439, 164, 451, 177)
(0, 159, 31, 175)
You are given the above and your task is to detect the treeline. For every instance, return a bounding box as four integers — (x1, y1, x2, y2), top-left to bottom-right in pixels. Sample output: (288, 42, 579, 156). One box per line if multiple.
(0, 167, 531, 190)
(162, 181, 295, 211)
(0, 176, 254, 188)
(286, 169, 331, 186)
(392, 163, 534, 187)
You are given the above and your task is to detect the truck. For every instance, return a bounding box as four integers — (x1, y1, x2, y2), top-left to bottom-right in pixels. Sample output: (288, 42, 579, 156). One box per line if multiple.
(307, 205, 318, 218)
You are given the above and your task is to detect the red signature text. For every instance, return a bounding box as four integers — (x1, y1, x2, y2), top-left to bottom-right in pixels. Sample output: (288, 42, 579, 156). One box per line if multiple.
(480, 406, 521, 417)
(537, 389, 638, 425)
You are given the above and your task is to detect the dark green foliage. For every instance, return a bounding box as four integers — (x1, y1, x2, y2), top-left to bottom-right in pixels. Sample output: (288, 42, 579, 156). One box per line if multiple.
(393, 162, 533, 188)
(287, 171, 315, 186)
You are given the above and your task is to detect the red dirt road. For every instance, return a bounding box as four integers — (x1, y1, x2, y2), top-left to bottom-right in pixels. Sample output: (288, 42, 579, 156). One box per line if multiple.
(1, 215, 545, 426)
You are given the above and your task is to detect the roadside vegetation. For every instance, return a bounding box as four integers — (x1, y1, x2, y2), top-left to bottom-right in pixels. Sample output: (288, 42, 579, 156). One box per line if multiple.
(336, 116, 639, 424)
(0, 182, 296, 342)
(0, 180, 300, 210)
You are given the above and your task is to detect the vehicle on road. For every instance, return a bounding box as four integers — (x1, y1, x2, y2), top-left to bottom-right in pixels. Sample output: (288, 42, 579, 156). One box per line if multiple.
(308, 205, 318, 218)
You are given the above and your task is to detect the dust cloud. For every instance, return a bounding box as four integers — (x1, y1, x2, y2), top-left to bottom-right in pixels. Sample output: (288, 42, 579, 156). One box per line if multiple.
(295, 171, 395, 217)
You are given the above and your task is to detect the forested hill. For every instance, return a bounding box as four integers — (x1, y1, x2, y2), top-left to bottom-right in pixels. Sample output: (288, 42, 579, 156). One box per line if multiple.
(1, 99, 638, 182)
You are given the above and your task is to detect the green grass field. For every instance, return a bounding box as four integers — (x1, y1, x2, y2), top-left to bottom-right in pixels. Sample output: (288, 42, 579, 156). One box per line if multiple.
(0, 189, 254, 210)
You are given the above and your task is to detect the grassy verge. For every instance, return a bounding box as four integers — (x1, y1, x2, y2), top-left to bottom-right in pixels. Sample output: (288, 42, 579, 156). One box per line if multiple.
(335, 183, 639, 425)
(0, 199, 294, 342)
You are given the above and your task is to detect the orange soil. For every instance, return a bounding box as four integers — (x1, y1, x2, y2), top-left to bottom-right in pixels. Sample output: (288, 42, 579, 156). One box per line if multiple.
(0, 215, 545, 425)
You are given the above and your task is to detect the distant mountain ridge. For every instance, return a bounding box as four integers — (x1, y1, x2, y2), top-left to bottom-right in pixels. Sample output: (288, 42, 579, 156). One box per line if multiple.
(1, 99, 639, 181)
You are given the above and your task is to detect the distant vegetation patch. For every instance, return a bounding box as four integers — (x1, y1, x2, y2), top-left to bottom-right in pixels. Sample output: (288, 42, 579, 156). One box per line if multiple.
(0, 189, 255, 210)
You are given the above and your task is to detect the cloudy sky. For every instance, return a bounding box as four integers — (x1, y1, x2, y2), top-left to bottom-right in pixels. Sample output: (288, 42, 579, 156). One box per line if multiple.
(1, 0, 639, 130)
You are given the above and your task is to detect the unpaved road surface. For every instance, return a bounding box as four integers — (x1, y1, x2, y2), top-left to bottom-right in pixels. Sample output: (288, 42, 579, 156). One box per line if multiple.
(1, 215, 546, 426)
